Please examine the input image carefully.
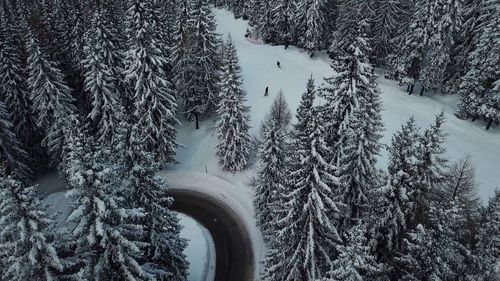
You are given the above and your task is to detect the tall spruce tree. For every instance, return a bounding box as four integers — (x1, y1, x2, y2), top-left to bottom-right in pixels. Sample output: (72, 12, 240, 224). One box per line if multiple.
(327, 223, 381, 280)
(456, 0, 500, 129)
(281, 110, 341, 280)
(337, 74, 384, 229)
(216, 36, 251, 172)
(123, 0, 179, 164)
(184, 0, 221, 123)
(372, 117, 420, 275)
(0, 101, 32, 182)
(26, 34, 76, 165)
(0, 14, 43, 175)
(125, 133, 189, 281)
(474, 190, 500, 280)
(82, 8, 124, 144)
(269, 0, 295, 46)
(0, 174, 63, 280)
(295, 0, 327, 56)
(412, 112, 448, 225)
(370, 0, 411, 64)
(254, 114, 288, 239)
(64, 131, 151, 280)
(321, 1, 374, 165)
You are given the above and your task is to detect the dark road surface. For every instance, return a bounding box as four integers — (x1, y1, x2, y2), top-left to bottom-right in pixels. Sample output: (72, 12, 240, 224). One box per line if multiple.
(39, 175, 255, 281)
(167, 189, 254, 281)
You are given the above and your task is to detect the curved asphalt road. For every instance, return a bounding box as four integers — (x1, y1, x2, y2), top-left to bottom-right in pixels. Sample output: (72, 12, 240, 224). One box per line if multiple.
(167, 189, 254, 281)
(39, 175, 255, 281)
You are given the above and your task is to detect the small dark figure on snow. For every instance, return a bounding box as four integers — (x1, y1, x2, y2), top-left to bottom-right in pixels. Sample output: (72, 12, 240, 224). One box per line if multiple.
(277, 61, 281, 68)
(265, 86, 269, 96)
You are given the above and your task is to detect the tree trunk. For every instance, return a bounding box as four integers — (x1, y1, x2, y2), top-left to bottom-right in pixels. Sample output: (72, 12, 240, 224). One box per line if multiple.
(486, 118, 493, 130)
(195, 113, 199, 130)
(409, 84, 415, 95)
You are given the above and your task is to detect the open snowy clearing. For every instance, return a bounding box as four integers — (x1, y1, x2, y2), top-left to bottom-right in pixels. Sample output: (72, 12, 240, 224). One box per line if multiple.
(207, 8, 499, 201)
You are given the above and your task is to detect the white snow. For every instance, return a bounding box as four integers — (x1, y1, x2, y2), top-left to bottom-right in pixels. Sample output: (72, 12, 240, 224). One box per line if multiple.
(35, 8, 499, 281)
(178, 213, 215, 281)
(209, 8, 499, 202)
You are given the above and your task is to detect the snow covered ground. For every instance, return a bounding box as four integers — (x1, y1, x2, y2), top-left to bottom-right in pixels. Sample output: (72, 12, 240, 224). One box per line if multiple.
(37, 8, 499, 281)
(208, 8, 499, 202)
(178, 213, 215, 281)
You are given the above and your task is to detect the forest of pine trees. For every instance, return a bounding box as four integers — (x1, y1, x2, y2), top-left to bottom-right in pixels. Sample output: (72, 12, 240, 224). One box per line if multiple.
(0, 0, 498, 280)
(221, 0, 499, 130)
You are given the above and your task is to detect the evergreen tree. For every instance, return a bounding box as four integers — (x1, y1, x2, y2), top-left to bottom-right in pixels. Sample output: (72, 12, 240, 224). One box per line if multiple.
(321, 4, 374, 165)
(253, 0, 274, 43)
(0, 174, 63, 280)
(64, 132, 151, 280)
(26, 34, 76, 165)
(444, 0, 481, 94)
(372, 117, 419, 274)
(328, 223, 381, 281)
(125, 133, 189, 281)
(412, 112, 448, 224)
(389, 0, 462, 94)
(419, 0, 462, 92)
(370, 0, 411, 64)
(0, 101, 31, 182)
(0, 14, 43, 175)
(397, 202, 469, 280)
(216, 37, 251, 172)
(455, 0, 499, 128)
(123, 0, 179, 164)
(82, 8, 123, 144)
(386, 0, 430, 91)
(184, 0, 221, 122)
(475, 190, 500, 280)
(172, 0, 195, 115)
(295, 0, 327, 56)
(269, 0, 295, 46)
(254, 117, 288, 239)
(337, 78, 384, 228)
(270, 111, 341, 281)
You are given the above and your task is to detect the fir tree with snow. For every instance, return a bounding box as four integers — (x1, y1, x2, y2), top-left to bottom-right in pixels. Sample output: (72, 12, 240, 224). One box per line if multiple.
(124, 132, 189, 281)
(26, 34, 76, 166)
(474, 190, 500, 280)
(0, 174, 63, 280)
(412, 112, 448, 224)
(254, 116, 288, 239)
(123, 0, 179, 164)
(183, 0, 221, 124)
(269, 0, 295, 46)
(418, 0, 462, 93)
(64, 133, 152, 280)
(269, 110, 341, 281)
(372, 117, 420, 274)
(455, 0, 500, 128)
(296, 0, 327, 56)
(397, 202, 470, 280)
(370, 0, 411, 64)
(328, 223, 381, 281)
(337, 78, 384, 229)
(0, 101, 32, 183)
(0, 15, 44, 175)
(321, 8, 375, 165)
(82, 8, 124, 144)
(216, 36, 251, 173)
